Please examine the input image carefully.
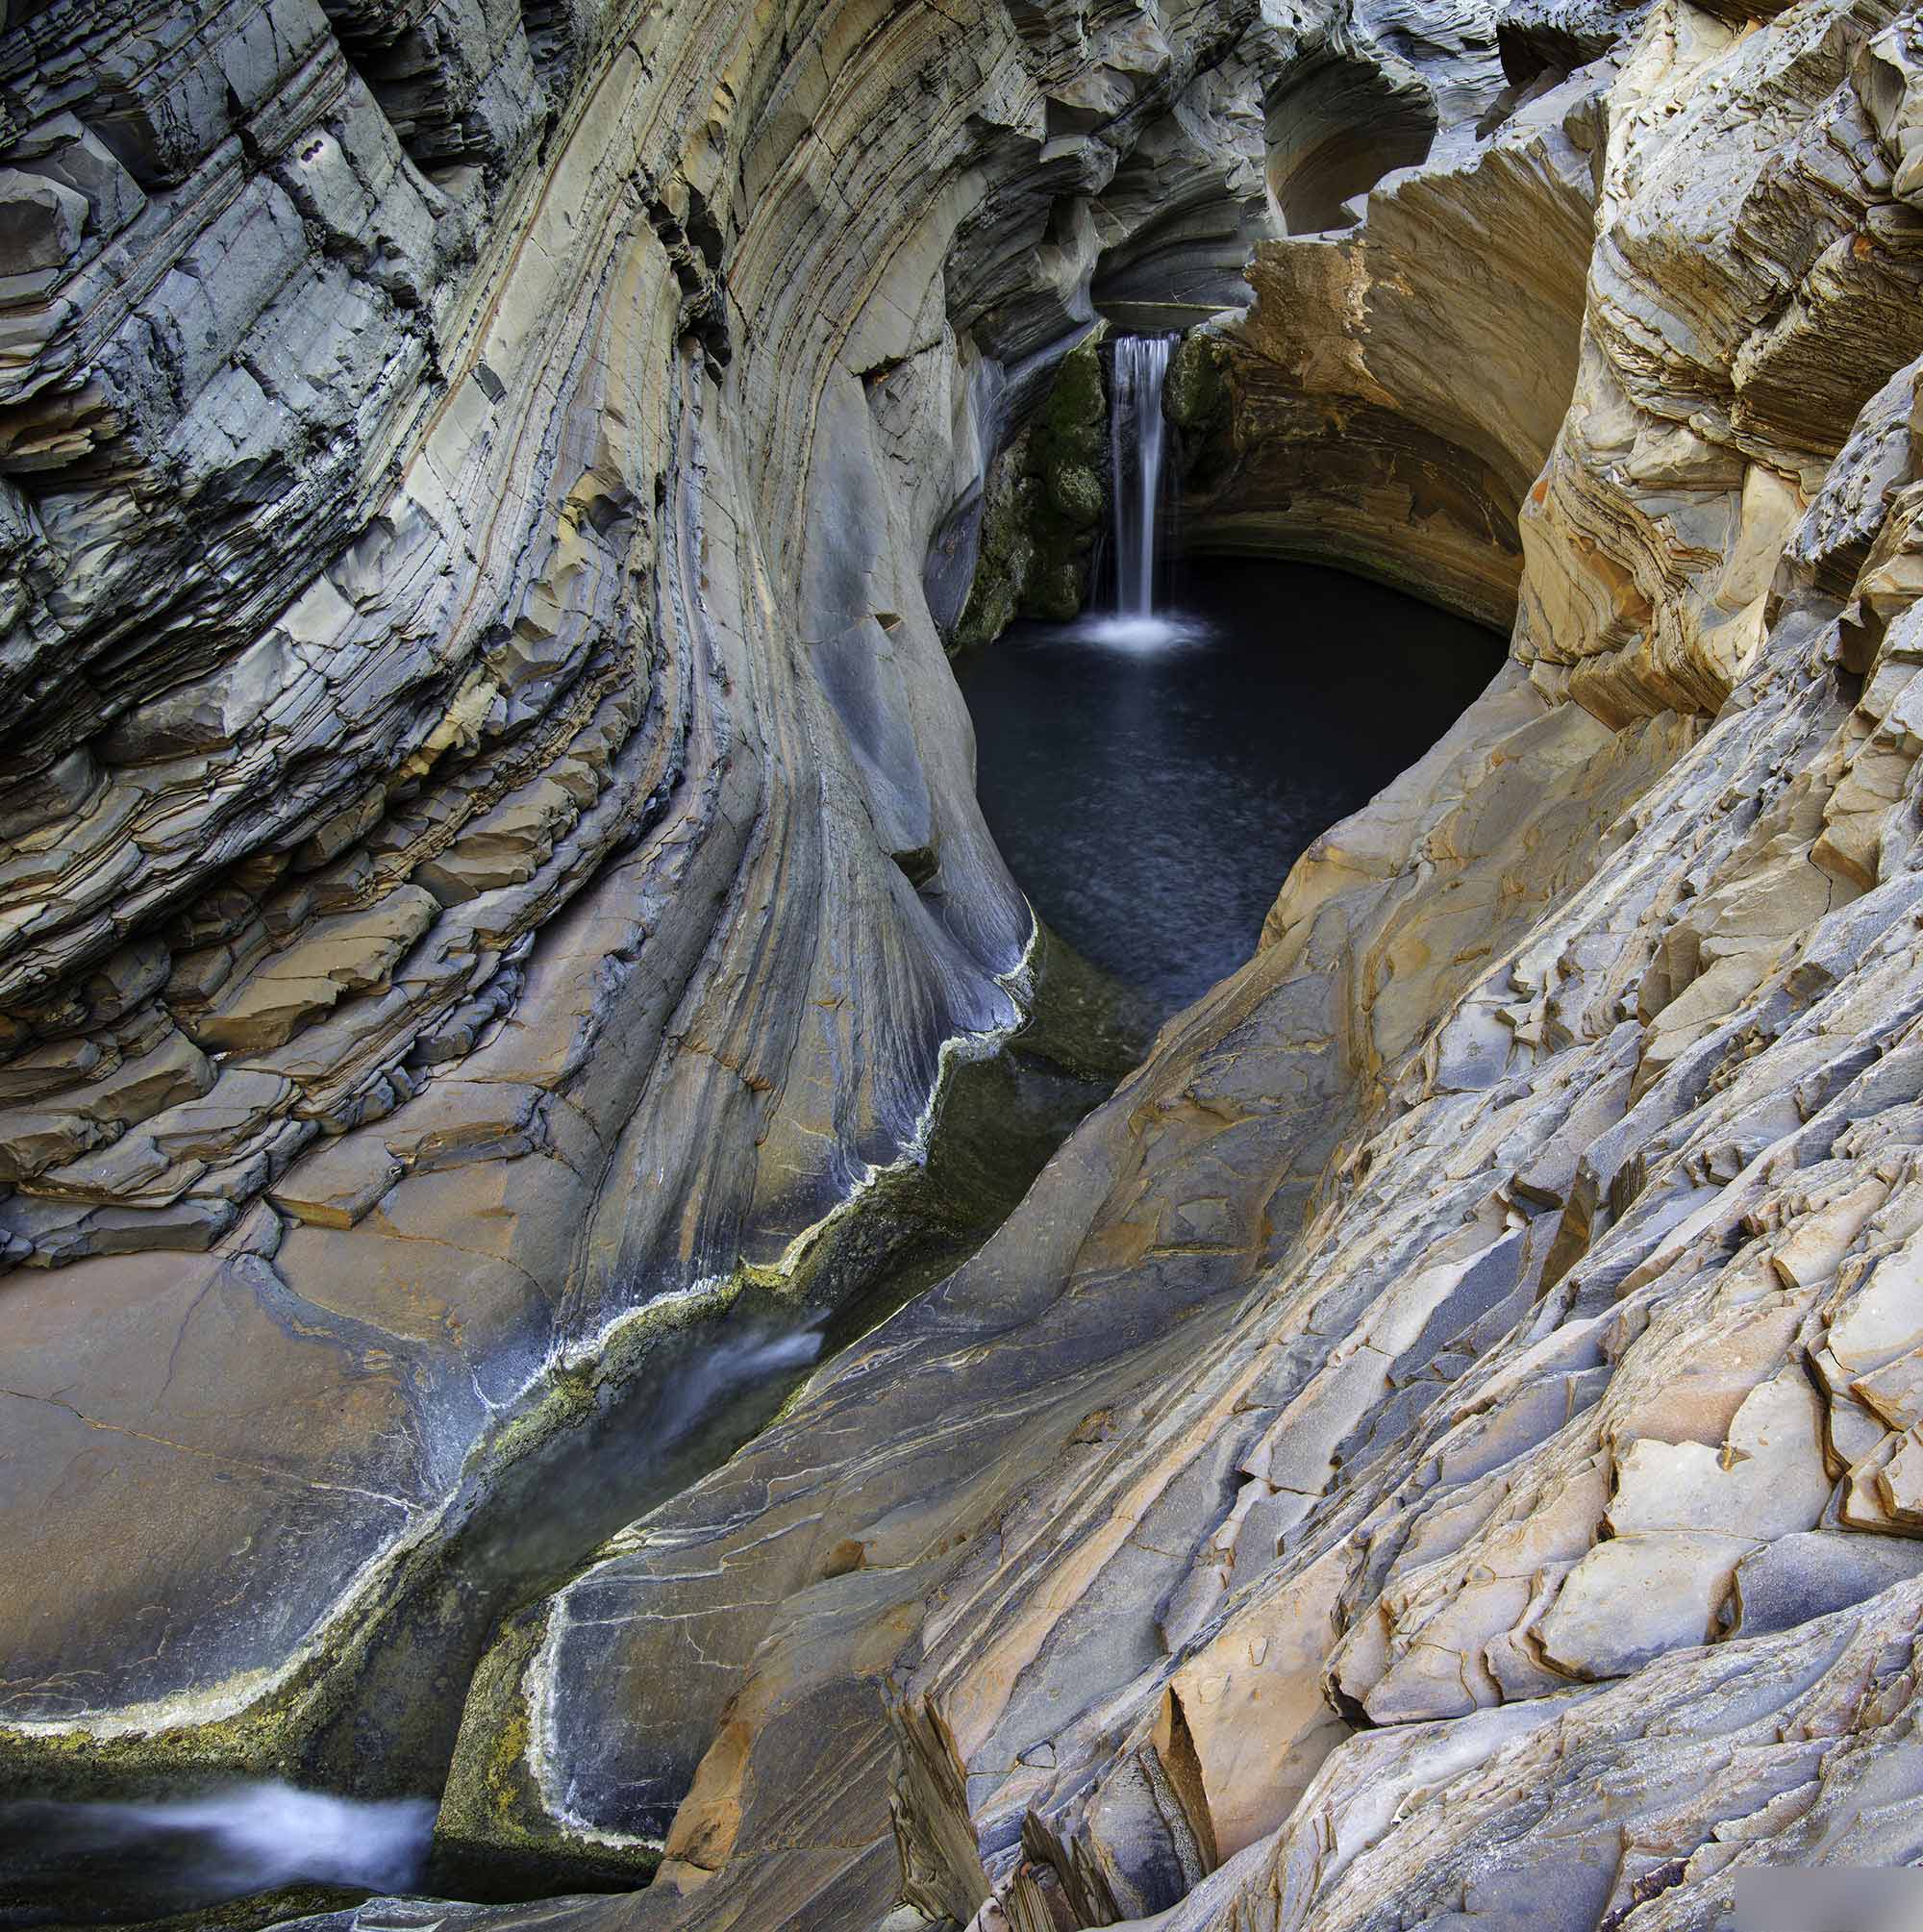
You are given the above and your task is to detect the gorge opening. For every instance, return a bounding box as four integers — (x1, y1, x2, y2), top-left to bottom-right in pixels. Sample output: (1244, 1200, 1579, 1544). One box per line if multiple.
(19, 0, 1918, 1924)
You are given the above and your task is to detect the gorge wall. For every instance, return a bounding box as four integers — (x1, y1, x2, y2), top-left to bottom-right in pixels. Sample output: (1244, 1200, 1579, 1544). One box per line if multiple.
(8, 0, 1923, 1929)
(0, 0, 1279, 1794)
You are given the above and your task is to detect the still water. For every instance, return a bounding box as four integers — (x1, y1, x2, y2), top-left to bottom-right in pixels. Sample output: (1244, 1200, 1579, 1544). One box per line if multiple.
(958, 558, 1507, 1017)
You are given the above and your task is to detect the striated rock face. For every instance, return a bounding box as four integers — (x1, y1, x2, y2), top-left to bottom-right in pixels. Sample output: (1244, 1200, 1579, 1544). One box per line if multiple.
(16, 0, 1923, 1929)
(951, 327, 1111, 647)
(1174, 14, 1603, 629)
(388, 1, 1923, 1927)
(0, 0, 1278, 1799)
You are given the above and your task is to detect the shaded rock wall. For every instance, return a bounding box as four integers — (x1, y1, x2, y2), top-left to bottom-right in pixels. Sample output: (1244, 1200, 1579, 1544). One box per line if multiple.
(1178, 22, 1603, 629)
(396, 2, 1923, 1929)
(951, 326, 1111, 647)
(1262, 39, 1438, 234)
(0, 0, 1282, 1793)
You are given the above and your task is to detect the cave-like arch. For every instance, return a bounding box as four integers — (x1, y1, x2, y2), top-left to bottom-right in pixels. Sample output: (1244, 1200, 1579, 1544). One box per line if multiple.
(1264, 44, 1437, 235)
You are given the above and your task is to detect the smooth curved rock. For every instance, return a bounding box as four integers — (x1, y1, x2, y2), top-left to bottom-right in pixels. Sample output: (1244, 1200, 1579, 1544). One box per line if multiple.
(411, 3, 1923, 1926)
(0, 0, 1270, 1795)
(1177, 30, 1608, 629)
(16, 0, 1923, 1928)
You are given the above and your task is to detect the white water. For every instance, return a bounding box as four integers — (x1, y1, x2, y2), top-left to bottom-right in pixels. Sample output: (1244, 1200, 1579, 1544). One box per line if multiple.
(1077, 610, 1205, 651)
(1, 1326, 834, 1918)
(3, 1779, 436, 1906)
(1095, 334, 1184, 649)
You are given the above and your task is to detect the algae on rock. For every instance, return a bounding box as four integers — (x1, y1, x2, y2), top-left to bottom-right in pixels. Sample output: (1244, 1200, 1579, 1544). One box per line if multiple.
(1164, 327, 1229, 440)
(954, 327, 1111, 648)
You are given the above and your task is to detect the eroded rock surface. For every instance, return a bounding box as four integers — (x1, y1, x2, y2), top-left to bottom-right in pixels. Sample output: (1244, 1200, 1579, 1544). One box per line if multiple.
(16, 0, 1923, 1927)
(404, 0, 1923, 1926)
(0, 0, 1282, 1799)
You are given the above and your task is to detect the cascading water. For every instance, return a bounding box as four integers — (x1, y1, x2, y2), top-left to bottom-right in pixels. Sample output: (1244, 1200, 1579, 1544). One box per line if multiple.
(1110, 335, 1172, 617)
(1088, 335, 1190, 649)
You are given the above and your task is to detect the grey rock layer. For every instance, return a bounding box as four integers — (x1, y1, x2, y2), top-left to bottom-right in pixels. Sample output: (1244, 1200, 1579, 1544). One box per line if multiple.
(395, 1, 1923, 1928)
(0, 0, 1293, 1785)
(17, 0, 1923, 1930)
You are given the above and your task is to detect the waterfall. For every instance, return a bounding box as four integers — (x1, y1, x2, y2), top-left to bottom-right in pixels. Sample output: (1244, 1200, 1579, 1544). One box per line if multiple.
(1084, 334, 1196, 650)
(1109, 334, 1175, 620)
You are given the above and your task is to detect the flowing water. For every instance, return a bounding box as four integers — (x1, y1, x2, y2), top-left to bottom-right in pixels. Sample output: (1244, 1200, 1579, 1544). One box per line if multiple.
(958, 558, 1507, 1018)
(6, 336, 1497, 1931)
(0, 953, 1141, 1925)
(1110, 335, 1173, 621)
(0, 1783, 436, 1923)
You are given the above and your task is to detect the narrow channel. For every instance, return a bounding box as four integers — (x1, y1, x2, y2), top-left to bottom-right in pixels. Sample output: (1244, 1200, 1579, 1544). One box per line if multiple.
(2, 335, 1504, 1930)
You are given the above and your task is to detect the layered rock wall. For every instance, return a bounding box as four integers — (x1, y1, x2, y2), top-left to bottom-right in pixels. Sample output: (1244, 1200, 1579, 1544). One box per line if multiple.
(402, 2, 1923, 1928)
(15, 0, 1923, 1929)
(1175, 28, 1600, 628)
(0, 0, 1280, 1797)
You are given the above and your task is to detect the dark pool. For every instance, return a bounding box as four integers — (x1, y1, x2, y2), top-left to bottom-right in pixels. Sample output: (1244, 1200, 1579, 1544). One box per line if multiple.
(957, 557, 1507, 1018)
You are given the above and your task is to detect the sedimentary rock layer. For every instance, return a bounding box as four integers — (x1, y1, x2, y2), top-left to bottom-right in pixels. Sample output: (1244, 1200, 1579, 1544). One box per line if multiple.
(404, 2, 1923, 1928)
(1175, 31, 1602, 629)
(15, 0, 1923, 1927)
(0, 0, 1282, 1792)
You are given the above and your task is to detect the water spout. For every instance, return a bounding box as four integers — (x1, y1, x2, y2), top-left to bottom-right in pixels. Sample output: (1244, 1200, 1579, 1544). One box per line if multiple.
(1110, 334, 1173, 619)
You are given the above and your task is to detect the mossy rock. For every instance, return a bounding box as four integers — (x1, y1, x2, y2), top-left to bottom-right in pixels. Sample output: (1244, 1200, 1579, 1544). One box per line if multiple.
(1034, 329, 1108, 474)
(1045, 460, 1104, 529)
(954, 326, 1111, 647)
(1164, 329, 1227, 433)
(953, 539, 1024, 653)
(1022, 327, 1110, 615)
(953, 445, 1039, 653)
(428, 1570, 666, 1902)
(1025, 556, 1085, 621)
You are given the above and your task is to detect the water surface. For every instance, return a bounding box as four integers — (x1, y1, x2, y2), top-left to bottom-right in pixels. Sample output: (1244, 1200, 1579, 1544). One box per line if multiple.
(958, 558, 1506, 1017)
(0, 1782, 434, 1923)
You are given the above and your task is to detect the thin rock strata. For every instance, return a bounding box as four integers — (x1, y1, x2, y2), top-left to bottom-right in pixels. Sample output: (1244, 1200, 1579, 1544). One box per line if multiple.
(0, 0, 1279, 1793)
(11, 0, 1923, 1930)
(1173, 0, 1600, 630)
(412, 0, 1923, 1927)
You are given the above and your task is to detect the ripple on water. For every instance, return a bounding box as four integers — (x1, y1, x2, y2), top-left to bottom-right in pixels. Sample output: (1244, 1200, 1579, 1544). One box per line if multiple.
(958, 558, 1508, 1019)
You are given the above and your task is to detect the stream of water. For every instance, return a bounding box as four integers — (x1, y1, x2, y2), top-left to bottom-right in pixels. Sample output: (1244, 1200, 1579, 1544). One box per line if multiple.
(0, 956, 1136, 1926)
(0, 1784, 435, 1923)
(1098, 334, 1177, 647)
